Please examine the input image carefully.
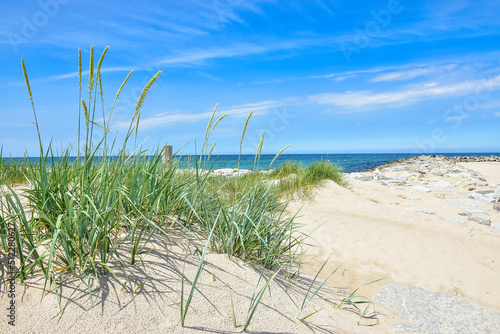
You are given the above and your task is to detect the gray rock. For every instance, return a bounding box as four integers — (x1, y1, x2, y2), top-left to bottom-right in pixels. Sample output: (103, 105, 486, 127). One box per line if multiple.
(458, 212, 471, 217)
(468, 217, 492, 226)
(491, 224, 500, 232)
(476, 189, 495, 195)
(414, 186, 432, 193)
(467, 193, 491, 202)
(374, 282, 500, 334)
(375, 174, 392, 180)
(434, 215, 444, 221)
(494, 203, 500, 212)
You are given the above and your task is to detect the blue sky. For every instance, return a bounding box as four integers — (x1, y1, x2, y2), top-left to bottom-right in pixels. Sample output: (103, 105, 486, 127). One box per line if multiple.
(1, 0, 500, 157)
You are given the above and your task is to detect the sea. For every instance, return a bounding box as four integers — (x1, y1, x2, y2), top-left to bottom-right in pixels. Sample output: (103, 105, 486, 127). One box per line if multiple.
(2, 153, 499, 173)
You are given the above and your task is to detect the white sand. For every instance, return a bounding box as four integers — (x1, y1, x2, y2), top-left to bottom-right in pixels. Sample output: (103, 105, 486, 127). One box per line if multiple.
(459, 162, 500, 184)
(0, 232, 400, 333)
(290, 163, 500, 314)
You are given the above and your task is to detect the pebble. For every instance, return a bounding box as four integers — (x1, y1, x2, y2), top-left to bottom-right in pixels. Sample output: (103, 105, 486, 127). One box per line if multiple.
(494, 203, 500, 212)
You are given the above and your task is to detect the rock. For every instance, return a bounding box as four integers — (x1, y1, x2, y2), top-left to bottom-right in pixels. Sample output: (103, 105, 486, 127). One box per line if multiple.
(467, 193, 491, 202)
(468, 187, 475, 191)
(491, 223, 500, 232)
(467, 217, 491, 226)
(476, 189, 495, 195)
(375, 174, 392, 181)
(434, 215, 444, 221)
(485, 194, 499, 203)
(434, 180, 455, 190)
(458, 212, 471, 217)
(414, 186, 432, 193)
(494, 203, 500, 212)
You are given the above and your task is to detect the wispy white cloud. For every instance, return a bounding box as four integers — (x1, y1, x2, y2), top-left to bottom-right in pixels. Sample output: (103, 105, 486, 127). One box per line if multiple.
(494, 112, 500, 117)
(308, 63, 424, 81)
(156, 40, 317, 66)
(333, 74, 358, 82)
(370, 64, 458, 82)
(221, 99, 296, 117)
(309, 74, 500, 112)
(114, 98, 295, 130)
(47, 66, 134, 81)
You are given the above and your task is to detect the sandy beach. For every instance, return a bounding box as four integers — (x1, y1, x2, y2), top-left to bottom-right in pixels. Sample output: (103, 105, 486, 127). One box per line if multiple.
(1, 156, 499, 333)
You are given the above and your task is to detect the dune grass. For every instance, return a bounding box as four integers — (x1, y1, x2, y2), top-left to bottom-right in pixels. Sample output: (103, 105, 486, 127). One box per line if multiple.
(0, 155, 30, 186)
(0, 47, 371, 331)
(269, 159, 346, 198)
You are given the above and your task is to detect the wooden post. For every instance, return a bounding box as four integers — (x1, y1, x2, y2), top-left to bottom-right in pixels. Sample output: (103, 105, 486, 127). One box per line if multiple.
(162, 145, 172, 168)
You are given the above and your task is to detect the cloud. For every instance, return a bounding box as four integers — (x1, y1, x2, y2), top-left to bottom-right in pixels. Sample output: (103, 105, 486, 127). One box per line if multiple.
(308, 63, 428, 81)
(370, 64, 458, 82)
(309, 74, 500, 112)
(156, 40, 317, 66)
(47, 66, 134, 81)
(221, 99, 295, 117)
(494, 112, 500, 117)
(114, 99, 295, 130)
(333, 74, 358, 82)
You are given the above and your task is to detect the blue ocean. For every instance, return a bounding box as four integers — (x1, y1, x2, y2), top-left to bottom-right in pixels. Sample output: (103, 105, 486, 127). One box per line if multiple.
(197, 153, 500, 172)
(2, 153, 499, 173)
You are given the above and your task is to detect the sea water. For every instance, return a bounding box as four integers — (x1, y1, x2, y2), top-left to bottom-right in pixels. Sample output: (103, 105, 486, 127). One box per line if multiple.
(3, 153, 499, 173)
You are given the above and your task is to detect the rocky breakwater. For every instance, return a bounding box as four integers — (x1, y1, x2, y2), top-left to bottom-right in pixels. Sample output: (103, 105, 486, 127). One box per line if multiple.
(345, 155, 500, 231)
(446, 155, 500, 163)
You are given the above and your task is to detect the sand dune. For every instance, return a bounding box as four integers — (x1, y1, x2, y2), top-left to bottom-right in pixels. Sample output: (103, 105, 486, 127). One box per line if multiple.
(2, 158, 499, 333)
